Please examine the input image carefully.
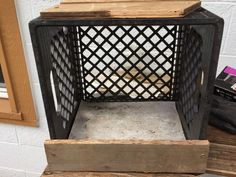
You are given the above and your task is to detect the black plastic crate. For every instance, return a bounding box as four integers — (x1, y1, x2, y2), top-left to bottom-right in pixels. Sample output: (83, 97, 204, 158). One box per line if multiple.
(29, 8, 223, 140)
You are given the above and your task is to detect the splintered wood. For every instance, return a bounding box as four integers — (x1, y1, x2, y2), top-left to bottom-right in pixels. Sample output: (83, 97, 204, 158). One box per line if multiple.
(41, 0, 201, 18)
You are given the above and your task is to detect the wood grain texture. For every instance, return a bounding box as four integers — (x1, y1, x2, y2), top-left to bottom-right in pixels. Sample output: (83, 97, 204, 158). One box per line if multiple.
(206, 168, 236, 177)
(207, 159, 236, 174)
(209, 143, 236, 162)
(0, 0, 37, 126)
(206, 126, 236, 176)
(41, 1, 201, 18)
(41, 171, 198, 177)
(207, 125, 236, 146)
(207, 143, 236, 175)
(45, 140, 209, 173)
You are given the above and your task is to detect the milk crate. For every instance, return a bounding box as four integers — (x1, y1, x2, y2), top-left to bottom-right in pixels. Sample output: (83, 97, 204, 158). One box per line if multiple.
(29, 8, 223, 140)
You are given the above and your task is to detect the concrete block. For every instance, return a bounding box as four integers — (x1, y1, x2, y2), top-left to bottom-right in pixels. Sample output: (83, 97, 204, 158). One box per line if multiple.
(26, 171, 41, 177)
(224, 5, 236, 55)
(16, 116, 49, 147)
(19, 145, 47, 173)
(0, 167, 26, 177)
(0, 143, 23, 170)
(202, 2, 234, 54)
(0, 124, 18, 144)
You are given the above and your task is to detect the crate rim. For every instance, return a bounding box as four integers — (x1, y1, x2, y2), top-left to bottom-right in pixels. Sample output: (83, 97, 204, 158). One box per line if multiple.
(29, 8, 223, 27)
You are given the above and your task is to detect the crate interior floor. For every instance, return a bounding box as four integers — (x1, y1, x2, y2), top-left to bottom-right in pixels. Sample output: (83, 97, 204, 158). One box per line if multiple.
(69, 101, 186, 140)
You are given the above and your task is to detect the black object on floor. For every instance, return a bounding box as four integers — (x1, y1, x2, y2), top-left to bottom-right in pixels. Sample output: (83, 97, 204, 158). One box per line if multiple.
(210, 96, 236, 134)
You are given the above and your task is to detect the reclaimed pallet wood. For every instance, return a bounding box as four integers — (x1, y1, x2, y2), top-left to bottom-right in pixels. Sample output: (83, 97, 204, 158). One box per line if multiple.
(45, 140, 209, 173)
(41, 171, 199, 177)
(207, 125, 236, 146)
(41, 1, 201, 18)
(207, 126, 236, 176)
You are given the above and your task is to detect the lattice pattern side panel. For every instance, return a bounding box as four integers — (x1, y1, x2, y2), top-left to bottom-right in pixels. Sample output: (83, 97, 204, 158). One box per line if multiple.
(77, 25, 181, 102)
(180, 28, 203, 130)
(50, 27, 80, 129)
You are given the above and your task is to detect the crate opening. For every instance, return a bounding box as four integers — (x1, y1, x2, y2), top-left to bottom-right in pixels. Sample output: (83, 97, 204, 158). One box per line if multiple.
(49, 23, 205, 140)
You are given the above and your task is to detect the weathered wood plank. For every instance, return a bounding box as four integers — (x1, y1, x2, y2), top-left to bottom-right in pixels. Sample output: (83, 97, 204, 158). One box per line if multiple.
(45, 140, 209, 173)
(207, 126, 236, 176)
(41, 1, 201, 18)
(209, 143, 236, 162)
(206, 168, 236, 177)
(207, 125, 236, 146)
(41, 171, 198, 177)
(207, 143, 236, 175)
(207, 159, 236, 174)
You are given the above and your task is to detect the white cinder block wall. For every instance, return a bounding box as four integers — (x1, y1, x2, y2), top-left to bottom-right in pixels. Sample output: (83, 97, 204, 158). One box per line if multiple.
(0, 0, 235, 176)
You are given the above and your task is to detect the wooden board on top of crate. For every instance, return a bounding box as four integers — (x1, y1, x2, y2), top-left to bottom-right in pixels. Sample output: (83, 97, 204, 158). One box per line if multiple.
(41, 0, 201, 18)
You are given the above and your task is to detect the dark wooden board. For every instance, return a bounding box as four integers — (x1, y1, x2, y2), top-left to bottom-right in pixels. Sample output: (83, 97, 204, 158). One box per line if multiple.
(207, 125, 236, 146)
(207, 126, 236, 176)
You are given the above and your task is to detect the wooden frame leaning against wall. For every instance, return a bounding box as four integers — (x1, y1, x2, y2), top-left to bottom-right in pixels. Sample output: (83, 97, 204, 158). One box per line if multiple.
(0, 0, 37, 126)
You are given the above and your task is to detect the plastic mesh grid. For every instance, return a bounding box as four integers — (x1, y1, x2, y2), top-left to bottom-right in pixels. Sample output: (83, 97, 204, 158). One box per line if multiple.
(48, 25, 203, 131)
(50, 27, 80, 129)
(76, 25, 182, 101)
(180, 28, 202, 129)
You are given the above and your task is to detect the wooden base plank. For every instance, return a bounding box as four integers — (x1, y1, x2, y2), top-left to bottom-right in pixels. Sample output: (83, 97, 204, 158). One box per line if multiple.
(45, 140, 209, 173)
(42, 171, 198, 177)
(62, 0, 201, 4)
